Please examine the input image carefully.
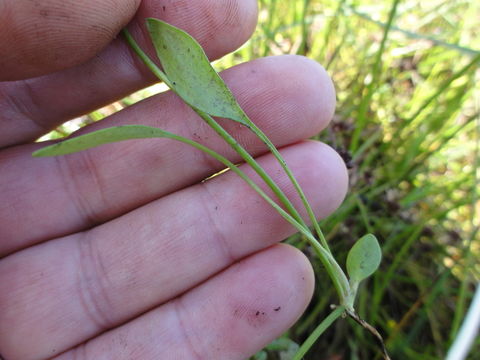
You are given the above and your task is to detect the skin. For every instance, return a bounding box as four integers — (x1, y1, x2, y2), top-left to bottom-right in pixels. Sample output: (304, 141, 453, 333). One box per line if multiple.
(0, 0, 348, 359)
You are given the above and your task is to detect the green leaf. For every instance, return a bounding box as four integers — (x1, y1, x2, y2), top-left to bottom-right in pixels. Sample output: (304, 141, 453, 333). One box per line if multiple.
(146, 18, 248, 125)
(32, 124, 318, 246)
(32, 125, 178, 157)
(346, 234, 382, 282)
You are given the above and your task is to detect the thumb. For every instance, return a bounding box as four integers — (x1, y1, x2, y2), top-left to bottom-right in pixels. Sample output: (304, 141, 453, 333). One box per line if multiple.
(0, 0, 141, 81)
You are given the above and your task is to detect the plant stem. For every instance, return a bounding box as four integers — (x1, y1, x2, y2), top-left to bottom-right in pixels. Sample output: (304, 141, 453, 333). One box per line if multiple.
(309, 235, 350, 302)
(165, 132, 309, 234)
(122, 26, 350, 304)
(123, 27, 310, 232)
(124, 27, 329, 251)
(196, 110, 311, 233)
(246, 120, 331, 253)
(167, 128, 349, 300)
(122, 28, 173, 87)
(293, 306, 345, 360)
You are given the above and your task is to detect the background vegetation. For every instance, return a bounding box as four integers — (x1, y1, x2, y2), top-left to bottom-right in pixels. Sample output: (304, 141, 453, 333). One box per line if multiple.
(44, 0, 479, 358)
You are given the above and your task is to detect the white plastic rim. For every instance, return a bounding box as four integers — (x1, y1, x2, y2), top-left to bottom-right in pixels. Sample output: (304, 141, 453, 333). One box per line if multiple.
(446, 283, 480, 360)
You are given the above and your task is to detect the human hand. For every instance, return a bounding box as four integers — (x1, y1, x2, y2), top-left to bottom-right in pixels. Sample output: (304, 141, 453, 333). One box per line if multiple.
(0, 0, 348, 359)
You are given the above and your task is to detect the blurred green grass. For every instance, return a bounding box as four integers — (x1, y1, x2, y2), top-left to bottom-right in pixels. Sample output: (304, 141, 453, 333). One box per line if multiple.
(43, 0, 479, 358)
(236, 0, 479, 359)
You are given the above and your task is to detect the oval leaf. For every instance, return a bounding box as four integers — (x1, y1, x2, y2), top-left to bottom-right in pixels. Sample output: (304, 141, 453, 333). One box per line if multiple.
(346, 234, 382, 282)
(146, 18, 248, 125)
(32, 125, 176, 157)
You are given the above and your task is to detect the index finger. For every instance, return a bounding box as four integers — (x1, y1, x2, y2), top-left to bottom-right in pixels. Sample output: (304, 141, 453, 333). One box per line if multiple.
(0, 0, 141, 80)
(0, 0, 258, 148)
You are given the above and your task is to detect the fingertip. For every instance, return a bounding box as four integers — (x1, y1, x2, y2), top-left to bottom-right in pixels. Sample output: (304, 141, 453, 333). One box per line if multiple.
(295, 141, 349, 219)
(221, 55, 337, 143)
(0, 0, 141, 80)
(271, 244, 316, 308)
(133, 0, 259, 62)
(181, 243, 316, 359)
(285, 55, 337, 134)
(269, 141, 348, 223)
(214, 0, 259, 57)
(221, 244, 315, 358)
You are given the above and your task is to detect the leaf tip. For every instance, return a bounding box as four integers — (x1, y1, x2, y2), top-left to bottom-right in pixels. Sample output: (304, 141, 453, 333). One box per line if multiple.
(32, 146, 54, 158)
(31, 150, 43, 158)
(346, 233, 382, 283)
(146, 17, 171, 31)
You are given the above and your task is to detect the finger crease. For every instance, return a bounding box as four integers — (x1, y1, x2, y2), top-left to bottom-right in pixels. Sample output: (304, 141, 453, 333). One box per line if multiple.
(69, 341, 88, 360)
(123, 21, 158, 83)
(55, 150, 107, 227)
(76, 231, 116, 331)
(200, 181, 236, 265)
(0, 83, 44, 135)
(174, 298, 204, 360)
(180, 109, 227, 180)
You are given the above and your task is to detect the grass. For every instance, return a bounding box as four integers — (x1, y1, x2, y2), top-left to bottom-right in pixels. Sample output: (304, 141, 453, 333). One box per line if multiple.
(42, 0, 479, 358)
(234, 0, 479, 358)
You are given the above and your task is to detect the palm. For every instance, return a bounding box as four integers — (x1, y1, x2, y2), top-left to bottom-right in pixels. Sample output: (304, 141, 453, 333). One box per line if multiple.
(0, 1, 347, 359)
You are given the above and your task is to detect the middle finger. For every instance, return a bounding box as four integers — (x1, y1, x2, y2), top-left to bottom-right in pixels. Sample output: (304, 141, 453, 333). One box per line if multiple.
(0, 140, 348, 359)
(0, 55, 335, 256)
(0, 0, 258, 147)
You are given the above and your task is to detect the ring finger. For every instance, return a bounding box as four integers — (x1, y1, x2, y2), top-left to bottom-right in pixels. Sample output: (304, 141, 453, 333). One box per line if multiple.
(0, 140, 348, 359)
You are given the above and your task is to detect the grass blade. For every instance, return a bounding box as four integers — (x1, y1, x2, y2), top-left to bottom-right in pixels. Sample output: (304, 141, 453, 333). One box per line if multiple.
(293, 306, 345, 360)
(350, 0, 401, 152)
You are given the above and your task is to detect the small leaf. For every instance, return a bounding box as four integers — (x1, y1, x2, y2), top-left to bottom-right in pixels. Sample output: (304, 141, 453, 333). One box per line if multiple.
(146, 18, 248, 125)
(32, 125, 176, 157)
(346, 234, 382, 282)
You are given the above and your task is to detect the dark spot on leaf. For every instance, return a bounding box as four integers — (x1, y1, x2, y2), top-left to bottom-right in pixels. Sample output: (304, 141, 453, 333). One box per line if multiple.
(214, 206, 218, 210)
(172, 82, 176, 85)
(256, 311, 260, 316)
(162, 5, 166, 11)
(274, 307, 281, 312)
(163, 45, 167, 50)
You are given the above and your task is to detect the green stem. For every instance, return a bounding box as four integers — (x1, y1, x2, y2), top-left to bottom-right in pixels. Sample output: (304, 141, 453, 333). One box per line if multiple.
(246, 120, 330, 253)
(166, 133, 307, 234)
(168, 129, 349, 300)
(309, 235, 350, 302)
(199, 113, 342, 291)
(122, 28, 173, 88)
(196, 110, 311, 233)
(122, 26, 350, 302)
(123, 27, 310, 233)
(293, 306, 345, 360)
